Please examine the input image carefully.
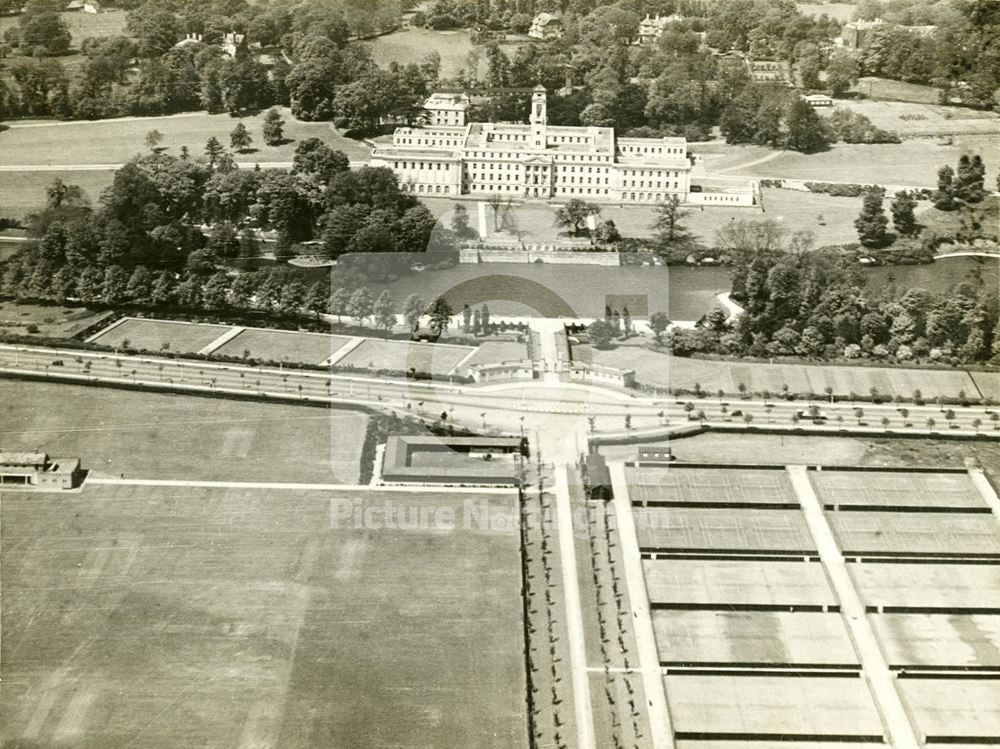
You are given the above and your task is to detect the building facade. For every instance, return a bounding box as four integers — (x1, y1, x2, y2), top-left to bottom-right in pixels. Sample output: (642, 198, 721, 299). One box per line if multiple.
(371, 86, 694, 204)
(528, 13, 563, 40)
(0, 452, 81, 489)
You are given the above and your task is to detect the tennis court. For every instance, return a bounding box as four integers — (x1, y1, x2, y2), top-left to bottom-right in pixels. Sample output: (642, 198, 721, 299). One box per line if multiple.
(335, 338, 474, 376)
(92, 318, 229, 354)
(634, 507, 815, 553)
(213, 327, 354, 364)
(653, 610, 856, 665)
(625, 466, 799, 506)
(810, 471, 986, 510)
(643, 559, 835, 608)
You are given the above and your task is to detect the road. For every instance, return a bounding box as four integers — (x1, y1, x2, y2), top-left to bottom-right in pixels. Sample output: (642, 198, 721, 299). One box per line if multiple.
(1, 343, 998, 440)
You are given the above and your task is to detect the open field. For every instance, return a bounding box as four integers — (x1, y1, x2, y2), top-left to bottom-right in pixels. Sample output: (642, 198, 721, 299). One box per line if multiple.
(0, 168, 117, 219)
(215, 327, 354, 364)
(624, 466, 798, 506)
(0, 108, 371, 167)
(0, 380, 369, 482)
(92, 317, 230, 353)
(853, 76, 942, 105)
(1, 483, 526, 748)
(0, 9, 128, 49)
(698, 136, 1000, 189)
(0, 301, 111, 338)
(337, 337, 473, 375)
(826, 99, 1000, 137)
(574, 339, 987, 399)
(362, 28, 479, 79)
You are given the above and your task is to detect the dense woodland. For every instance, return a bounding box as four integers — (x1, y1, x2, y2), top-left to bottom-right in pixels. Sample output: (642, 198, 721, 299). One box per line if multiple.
(1, 0, 998, 137)
(0, 138, 454, 323)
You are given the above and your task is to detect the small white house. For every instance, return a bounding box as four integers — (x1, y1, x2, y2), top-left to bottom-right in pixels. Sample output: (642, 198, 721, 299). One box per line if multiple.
(528, 13, 563, 40)
(803, 93, 833, 107)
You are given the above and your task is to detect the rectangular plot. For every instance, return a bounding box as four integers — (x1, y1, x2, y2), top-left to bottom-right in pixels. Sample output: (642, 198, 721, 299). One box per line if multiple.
(653, 611, 856, 665)
(899, 680, 1000, 739)
(664, 675, 884, 738)
(336, 339, 472, 376)
(830, 512, 1000, 556)
(643, 559, 835, 607)
(635, 508, 814, 553)
(214, 328, 352, 364)
(973, 371, 1000, 401)
(624, 467, 797, 506)
(93, 318, 229, 354)
(850, 563, 1000, 609)
(1, 485, 525, 749)
(811, 471, 985, 510)
(870, 614, 1000, 668)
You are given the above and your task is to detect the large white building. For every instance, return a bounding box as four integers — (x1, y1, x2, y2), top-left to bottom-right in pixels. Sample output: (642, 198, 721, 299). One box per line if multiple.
(370, 86, 699, 204)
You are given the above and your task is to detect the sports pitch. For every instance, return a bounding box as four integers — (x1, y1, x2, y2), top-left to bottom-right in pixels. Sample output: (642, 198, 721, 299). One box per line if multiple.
(1, 483, 527, 749)
(0, 380, 369, 484)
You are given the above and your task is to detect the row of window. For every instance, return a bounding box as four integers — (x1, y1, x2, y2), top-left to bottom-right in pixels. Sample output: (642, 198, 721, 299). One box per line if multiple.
(403, 184, 452, 194)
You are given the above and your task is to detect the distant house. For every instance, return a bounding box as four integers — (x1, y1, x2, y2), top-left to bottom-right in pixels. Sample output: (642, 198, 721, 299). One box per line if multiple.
(221, 31, 246, 58)
(528, 13, 562, 40)
(842, 18, 884, 48)
(803, 93, 833, 107)
(637, 13, 683, 43)
(174, 32, 204, 48)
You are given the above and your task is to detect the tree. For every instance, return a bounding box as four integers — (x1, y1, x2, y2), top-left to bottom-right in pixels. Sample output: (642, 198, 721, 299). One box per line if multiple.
(955, 153, 986, 204)
(651, 195, 693, 256)
(649, 311, 670, 342)
(262, 107, 285, 146)
(403, 293, 424, 333)
(230, 123, 253, 153)
(204, 137, 225, 168)
(428, 297, 453, 335)
(783, 99, 831, 153)
(555, 199, 600, 237)
(20, 11, 70, 56)
(933, 165, 957, 211)
(329, 286, 351, 322)
(825, 50, 858, 97)
(855, 187, 889, 247)
(588, 319, 615, 349)
(462, 304, 472, 333)
(349, 286, 375, 325)
(890, 190, 918, 236)
(481, 303, 490, 334)
(450, 203, 475, 239)
(145, 129, 164, 152)
(373, 290, 397, 337)
(304, 282, 327, 320)
(292, 137, 350, 183)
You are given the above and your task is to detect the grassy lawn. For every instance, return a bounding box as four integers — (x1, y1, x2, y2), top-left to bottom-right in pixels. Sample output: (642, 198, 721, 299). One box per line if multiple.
(0, 9, 128, 49)
(853, 76, 942, 105)
(0, 168, 117, 219)
(697, 137, 1000, 189)
(362, 28, 479, 79)
(0, 300, 111, 337)
(1, 483, 525, 748)
(574, 338, 982, 399)
(92, 318, 231, 353)
(214, 327, 354, 364)
(826, 99, 1000, 137)
(0, 380, 369, 482)
(380, 263, 730, 320)
(459, 339, 529, 370)
(0, 108, 371, 167)
(336, 337, 474, 375)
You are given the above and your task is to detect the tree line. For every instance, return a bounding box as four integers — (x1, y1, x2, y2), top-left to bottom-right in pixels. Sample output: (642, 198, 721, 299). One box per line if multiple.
(0, 0, 432, 129)
(662, 218, 1000, 366)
